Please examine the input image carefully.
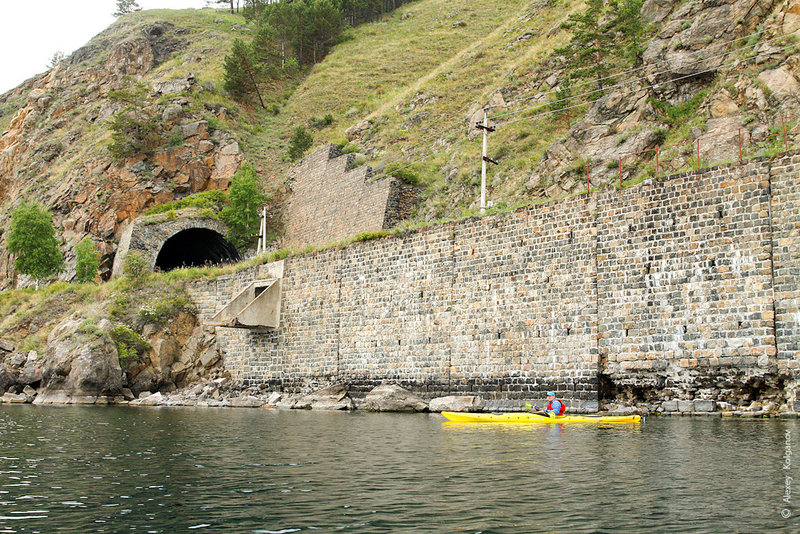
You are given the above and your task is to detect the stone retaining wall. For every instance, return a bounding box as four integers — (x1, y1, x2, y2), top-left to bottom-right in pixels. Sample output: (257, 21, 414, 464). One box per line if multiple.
(282, 145, 416, 250)
(187, 152, 800, 410)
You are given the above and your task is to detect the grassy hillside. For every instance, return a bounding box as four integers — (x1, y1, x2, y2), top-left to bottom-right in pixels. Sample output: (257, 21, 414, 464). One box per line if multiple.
(239, 0, 583, 219)
(2, 0, 796, 240)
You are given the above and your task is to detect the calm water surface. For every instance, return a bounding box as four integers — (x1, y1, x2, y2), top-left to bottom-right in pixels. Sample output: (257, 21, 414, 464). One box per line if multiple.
(0, 406, 797, 533)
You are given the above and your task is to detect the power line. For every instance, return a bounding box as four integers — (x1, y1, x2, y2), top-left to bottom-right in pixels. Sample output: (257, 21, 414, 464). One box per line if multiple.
(495, 39, 800, 128)
(485, 20, 789, 112)
(490, 29, 795, 121)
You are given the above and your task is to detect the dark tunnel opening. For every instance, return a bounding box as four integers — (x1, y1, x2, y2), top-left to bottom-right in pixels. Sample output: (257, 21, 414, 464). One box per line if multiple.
(155, 228, 241, 272)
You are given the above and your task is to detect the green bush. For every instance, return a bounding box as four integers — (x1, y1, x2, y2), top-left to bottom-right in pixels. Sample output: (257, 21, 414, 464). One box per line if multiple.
(123, 251, 149, 286)
(385, 162, 420, 185)
(353, 230, 392, 242)
(288, 126, 313, 161)
(111, 324, 150, 366)
(107, 111, 163, 162)
(138, 291, 196, 327)
(145, 190, 229, 215)
(650, 90, 709, 126)
(7, 202, 63, 285)
(168, 132, 184, 147)
(74, 238, 100, 284)
(341, 142, 361, 154)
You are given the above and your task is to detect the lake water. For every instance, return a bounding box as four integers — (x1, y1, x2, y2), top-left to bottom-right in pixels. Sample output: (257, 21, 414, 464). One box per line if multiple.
(0, 406, 797, 533)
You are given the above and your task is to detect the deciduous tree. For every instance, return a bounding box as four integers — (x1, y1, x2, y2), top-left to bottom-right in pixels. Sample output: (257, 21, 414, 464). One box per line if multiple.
(220, 162, 268, 249)
(7, 202, 63, 287)
(74, 238, 101, 283)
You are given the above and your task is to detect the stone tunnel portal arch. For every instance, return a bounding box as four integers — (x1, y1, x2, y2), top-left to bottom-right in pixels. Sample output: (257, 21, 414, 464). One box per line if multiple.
(155, 228, 241, 272)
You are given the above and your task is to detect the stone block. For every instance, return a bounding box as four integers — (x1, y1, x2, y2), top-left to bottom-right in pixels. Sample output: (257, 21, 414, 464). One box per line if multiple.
(228, 396, 264, 408)
(677, 400, 694, 412)
(693, 399, 716, 412)
(661, 400, 678, 412)
(429, 395, 485, 412)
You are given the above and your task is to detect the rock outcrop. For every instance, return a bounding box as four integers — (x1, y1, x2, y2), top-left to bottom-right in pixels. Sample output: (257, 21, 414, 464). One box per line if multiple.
(288, 384, 356, 410)
(0, 20, 243, 287)
(522, 0, 798, 197)
(33, 318, 124, 404)
(360, 383, 429, 412)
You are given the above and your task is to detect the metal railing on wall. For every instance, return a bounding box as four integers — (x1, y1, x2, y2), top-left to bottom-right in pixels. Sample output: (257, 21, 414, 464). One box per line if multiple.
(578, 115, 799, 193)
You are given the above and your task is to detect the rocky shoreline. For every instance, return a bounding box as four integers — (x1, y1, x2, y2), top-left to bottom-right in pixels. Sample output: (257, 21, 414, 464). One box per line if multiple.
(2, 380, 798, 418)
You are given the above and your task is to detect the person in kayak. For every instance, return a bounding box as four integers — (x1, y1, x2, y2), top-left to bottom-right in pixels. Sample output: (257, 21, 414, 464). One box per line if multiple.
(544, 391, 565, 417)
(528, 391, 566, 417)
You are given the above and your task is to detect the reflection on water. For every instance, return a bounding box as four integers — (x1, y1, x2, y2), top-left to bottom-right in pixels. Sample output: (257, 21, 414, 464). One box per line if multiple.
(0, 406, 797, 533)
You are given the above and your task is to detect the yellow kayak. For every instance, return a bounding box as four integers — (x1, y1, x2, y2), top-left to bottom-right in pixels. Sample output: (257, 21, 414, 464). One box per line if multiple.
(441, 411, 642, 424)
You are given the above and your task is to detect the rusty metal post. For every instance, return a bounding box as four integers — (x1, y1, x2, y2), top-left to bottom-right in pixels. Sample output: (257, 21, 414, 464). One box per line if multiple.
(586, 161, 590, 193)
(656, 148, 660, 177)
(738, 128, 743, 164)
(782, 115, 789, 152)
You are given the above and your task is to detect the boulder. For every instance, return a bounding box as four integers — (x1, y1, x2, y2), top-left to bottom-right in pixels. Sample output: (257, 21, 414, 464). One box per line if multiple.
(265, 392, 281, 406)
(345, 121, 372, 141)
(32, 390, 73, 405)
(429, 395, 485, 412)
(229, 396, 264, 408)
(38, 318, 124, 400)
(22, 385, 36, 401)
(162, 104, 183, 122)
(2, 392, 29, 403)
(0, 363, 18, 392)
(661, 400, 678, 412)
(758, 66, 800, 95)
(296, 384, 355, 410)
(0, 339, 14, 352)
(18, 351, 42, 386)
(132, 392, 164, 406)
(693, 399, 716, 412)
(152, 76, 195, 96)
(361, 384, 428, 412)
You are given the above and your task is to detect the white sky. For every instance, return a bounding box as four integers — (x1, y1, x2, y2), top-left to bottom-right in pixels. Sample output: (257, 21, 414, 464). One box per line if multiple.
(0, 0, 212, 94)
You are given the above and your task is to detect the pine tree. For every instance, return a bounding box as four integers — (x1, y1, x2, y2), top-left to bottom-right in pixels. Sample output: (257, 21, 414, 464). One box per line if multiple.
(114, 0, 142, 17)
(7, 203, 63, 287)
(288, 126, 313, 161)
(555, 0, 644, 92)
(223, 38, 267, 108)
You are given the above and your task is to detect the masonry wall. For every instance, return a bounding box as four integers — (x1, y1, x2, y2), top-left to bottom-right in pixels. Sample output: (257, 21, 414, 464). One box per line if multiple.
(282, 145, 416, 250)
(771, 153, 800, 373)
(187, 152, 800, 409)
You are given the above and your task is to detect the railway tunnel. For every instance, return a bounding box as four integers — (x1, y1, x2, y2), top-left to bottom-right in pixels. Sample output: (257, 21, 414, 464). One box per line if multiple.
(154, 228, 240, 272)
(112, 216, 242, 277)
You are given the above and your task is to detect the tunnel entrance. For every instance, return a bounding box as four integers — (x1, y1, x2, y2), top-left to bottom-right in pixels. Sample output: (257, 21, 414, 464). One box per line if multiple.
(155, 228, 241, 272)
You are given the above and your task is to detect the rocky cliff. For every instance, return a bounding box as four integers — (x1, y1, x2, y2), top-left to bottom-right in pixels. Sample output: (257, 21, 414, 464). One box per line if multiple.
(0, 14, 245, 286)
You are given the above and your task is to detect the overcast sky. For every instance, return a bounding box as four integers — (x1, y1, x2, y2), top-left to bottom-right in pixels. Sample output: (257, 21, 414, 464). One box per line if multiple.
(0, 0, 212, 94)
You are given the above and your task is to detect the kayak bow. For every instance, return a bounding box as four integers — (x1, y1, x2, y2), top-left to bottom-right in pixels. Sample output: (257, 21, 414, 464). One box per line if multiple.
(441, 411, 642, 424)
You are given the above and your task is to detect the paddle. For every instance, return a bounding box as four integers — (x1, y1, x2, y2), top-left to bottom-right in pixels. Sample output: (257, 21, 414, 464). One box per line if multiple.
(524, 401, 553, 418)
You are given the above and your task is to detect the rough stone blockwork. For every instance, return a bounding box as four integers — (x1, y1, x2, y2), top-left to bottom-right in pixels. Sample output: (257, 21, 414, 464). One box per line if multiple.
(597, 159, 777, 399)
(187, 152, 800, 408)
(282, 145, 416, 249)
(772, 154, 800, 372)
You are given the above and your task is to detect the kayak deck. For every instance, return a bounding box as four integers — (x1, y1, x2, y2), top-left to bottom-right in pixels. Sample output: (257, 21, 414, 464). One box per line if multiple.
(441, 411, 642, 424)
